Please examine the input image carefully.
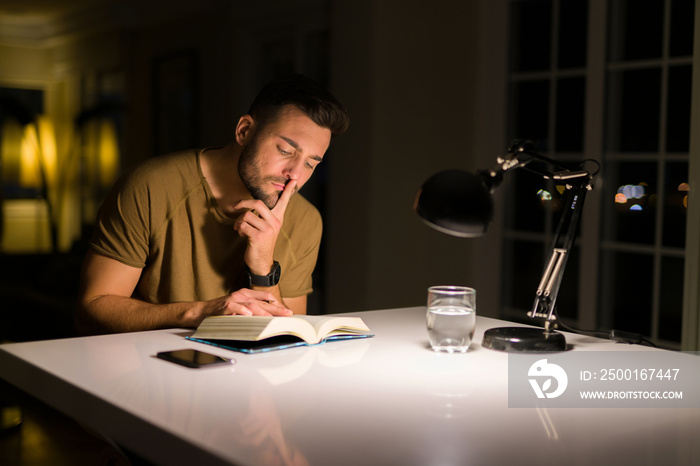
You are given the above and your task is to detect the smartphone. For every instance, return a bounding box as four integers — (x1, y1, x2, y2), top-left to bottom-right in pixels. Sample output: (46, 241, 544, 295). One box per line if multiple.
(156, 349, 235, 369)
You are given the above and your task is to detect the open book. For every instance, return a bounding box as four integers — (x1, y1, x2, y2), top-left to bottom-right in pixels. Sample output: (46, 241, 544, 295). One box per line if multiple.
(188, 315, 373, 352)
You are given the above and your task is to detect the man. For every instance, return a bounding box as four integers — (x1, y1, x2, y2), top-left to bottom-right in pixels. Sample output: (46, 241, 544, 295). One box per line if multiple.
(75, 74, 349, 335)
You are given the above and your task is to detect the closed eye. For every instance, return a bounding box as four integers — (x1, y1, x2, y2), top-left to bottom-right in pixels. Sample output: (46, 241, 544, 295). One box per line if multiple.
(305, 156, 323, 169)
(277, 145, 292, 156)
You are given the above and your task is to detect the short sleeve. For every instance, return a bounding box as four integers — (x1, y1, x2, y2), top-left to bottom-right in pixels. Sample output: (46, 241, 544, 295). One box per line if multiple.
(89, 168, 151, 268)
(276, 196, 323, 298)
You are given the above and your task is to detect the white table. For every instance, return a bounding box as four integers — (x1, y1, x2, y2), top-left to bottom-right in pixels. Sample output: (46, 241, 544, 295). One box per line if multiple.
(1, 307, 699, 465)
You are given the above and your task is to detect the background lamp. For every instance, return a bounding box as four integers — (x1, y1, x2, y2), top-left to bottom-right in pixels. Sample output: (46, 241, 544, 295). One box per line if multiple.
(414, 141, 598, 352)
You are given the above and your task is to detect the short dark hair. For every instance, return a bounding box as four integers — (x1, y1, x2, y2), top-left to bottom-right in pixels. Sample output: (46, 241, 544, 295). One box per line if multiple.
(248, 74, 349, 136)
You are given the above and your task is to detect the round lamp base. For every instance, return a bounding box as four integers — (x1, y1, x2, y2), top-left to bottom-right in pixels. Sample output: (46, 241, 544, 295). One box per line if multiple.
(481, 327, 567, 352)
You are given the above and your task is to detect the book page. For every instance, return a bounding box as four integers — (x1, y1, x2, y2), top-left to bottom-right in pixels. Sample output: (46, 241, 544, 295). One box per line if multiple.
(192, 316, 313, 342)
(258, 317, 316, 343)
(191, 316, 274, 340)
(192, 315, 370, 345)
(295, 315, 371, 340)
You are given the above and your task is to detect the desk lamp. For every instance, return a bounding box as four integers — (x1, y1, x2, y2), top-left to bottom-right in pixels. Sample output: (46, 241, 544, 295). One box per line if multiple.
(414, 140, 598, 352)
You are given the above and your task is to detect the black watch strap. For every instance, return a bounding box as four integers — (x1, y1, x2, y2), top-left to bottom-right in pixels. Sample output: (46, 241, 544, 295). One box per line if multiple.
(247, 261, 281, 287)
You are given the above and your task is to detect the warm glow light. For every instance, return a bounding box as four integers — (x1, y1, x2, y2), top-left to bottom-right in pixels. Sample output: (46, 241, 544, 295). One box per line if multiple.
(19, 124, 41, 188)
(83, 118, 120, 190)
(679, 182, 690, 192)
(615, 193, 627, 204)
(16, 116, 57, 189)
(0, 116, 58, 253)
(98, 119, 119, 187)
(1, 199, 52, 253)
(684, 195, 688, 208)
(38, 116, 57, 186)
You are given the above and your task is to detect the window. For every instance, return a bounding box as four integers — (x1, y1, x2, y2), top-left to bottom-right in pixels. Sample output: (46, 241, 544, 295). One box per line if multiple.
(503, 0, 694, 348)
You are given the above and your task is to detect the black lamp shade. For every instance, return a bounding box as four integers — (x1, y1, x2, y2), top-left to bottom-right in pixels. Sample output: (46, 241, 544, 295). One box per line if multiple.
(414, 169, 494, 238)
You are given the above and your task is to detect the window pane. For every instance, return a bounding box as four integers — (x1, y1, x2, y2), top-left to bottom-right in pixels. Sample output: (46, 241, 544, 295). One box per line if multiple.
(608, 0, 664, 61)
(555, 77, 585, 152)
(511, 80, 550, 148)
(604, 162, 657, 245)
(510, 170, 547, 232)
(666, 65, 692, 153)
(606, 68, 661, 152)
(670, 0, 695, 57)
(558, 0, 588, 68)
(663, 162, 689, 248)
(511, 0, 552, 72)
(599, 251, 653, 336)
(503, 239, 544, 311)
(659, 256, 684, 342)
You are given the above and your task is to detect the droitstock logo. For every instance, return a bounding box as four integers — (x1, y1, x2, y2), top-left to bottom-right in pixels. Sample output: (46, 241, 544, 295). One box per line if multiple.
(509, 352, 700, 408)
(528, 359, 568, 399)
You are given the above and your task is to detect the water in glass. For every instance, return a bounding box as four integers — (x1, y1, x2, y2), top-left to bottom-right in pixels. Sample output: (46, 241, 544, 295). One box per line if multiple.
(427, 305, 476, 353)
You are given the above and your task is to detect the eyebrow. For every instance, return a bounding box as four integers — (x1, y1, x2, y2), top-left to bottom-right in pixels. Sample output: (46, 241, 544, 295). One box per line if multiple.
(280, 136, 300, 151)
(280, 136, 323, 162)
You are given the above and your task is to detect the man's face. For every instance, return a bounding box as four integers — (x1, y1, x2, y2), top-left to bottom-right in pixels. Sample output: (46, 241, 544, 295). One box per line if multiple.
(238, 106, 332, 209)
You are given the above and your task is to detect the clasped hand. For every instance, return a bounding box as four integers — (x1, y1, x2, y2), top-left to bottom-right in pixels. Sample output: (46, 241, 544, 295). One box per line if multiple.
(204, 288, 292, 317)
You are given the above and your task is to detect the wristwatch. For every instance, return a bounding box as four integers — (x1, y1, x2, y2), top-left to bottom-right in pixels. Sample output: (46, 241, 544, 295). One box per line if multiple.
(247, 261, 281, 287)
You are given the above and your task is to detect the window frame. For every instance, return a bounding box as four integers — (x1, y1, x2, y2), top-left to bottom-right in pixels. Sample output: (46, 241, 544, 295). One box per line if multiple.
(493, 0, 699, 349)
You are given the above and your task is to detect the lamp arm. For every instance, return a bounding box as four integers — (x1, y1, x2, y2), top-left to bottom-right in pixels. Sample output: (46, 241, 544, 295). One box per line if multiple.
(480, 141, 583, 194)
(529, 175, 592, 325)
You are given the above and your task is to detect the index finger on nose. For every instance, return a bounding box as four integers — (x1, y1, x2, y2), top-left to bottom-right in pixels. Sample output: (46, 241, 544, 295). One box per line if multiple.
(273, 179, 297, 214)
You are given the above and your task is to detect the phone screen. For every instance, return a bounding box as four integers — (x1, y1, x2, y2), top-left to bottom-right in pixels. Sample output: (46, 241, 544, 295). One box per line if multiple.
(156, 349, 234, 368)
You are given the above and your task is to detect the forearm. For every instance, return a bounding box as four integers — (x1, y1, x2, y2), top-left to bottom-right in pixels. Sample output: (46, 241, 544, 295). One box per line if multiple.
(75, 295, 204, 335)
(75, 288, 294, 335)
(76, 248, 296, 336)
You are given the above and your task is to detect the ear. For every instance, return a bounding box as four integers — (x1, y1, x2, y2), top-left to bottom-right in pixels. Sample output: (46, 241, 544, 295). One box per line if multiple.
(235, 115, 255, 145)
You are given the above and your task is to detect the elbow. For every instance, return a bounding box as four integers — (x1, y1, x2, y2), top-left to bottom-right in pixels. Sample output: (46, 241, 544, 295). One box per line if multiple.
(74, 302, 95, 336)
(74, 296, 106, 336)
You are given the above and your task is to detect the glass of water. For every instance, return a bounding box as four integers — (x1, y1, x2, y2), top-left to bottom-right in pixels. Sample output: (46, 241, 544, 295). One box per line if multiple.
(426, 286, 476, 353)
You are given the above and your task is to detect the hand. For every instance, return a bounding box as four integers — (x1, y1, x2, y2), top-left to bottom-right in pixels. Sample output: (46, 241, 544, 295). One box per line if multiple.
(202, 288, 293, 318)
(233, 180, 297, 274)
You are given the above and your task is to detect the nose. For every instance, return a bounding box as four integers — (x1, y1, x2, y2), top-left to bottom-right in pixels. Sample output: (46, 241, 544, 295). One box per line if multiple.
(282, 157, 304, 181)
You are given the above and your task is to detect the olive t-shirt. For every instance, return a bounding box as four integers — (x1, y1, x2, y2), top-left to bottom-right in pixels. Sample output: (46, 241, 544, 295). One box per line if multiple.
(90, 149, 322, 304)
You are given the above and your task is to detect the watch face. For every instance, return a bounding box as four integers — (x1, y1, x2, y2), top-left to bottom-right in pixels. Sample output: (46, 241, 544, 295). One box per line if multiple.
(270, 261, 281, 285)
(249, 261, 281, 287)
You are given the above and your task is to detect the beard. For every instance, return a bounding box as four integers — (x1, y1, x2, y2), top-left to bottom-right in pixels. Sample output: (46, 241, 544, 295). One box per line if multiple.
(238, 135, 289, 209)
